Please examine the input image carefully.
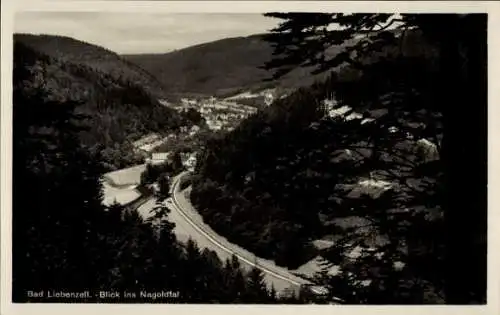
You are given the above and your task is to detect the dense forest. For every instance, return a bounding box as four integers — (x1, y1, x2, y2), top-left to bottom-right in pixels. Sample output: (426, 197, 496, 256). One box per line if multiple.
(192, 28, 438, 268)
(12, 49, 306, 304)
(16, 34, 166, 96)
(191, 14, 486, 304)
(14, 34, 195, 170)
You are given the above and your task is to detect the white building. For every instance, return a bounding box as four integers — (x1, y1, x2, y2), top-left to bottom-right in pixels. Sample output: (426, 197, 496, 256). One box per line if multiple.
(181, 98, 190, 106)
(264, 91, 275, 106)
(183, 153, 198, 172)
(327, 104, 351, 118)
(158, 99, 170, 107)
(189, 125, 201, 137)
(148, 152, 171, 165)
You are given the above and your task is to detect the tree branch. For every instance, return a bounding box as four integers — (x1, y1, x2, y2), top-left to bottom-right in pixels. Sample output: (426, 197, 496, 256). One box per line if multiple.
(375, 18, 405, 32)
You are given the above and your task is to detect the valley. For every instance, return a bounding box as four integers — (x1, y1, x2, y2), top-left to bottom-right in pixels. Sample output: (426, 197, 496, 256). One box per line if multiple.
(11, 12, 486, 305)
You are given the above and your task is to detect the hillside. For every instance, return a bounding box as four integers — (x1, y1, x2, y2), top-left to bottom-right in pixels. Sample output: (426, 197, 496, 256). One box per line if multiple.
(14, 34, 193, 170)
(12, 44, 294, 304)
(16, 34, 166, 96)
(123, 34, 335, 97)
(189, 28, 446, 302)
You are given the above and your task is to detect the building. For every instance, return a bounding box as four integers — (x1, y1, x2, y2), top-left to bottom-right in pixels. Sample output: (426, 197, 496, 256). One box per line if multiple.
(189, 125, 201, 137)
(264, 91, 274, 106)
(181, 98, 192, 106)
(184, 153, 198, 172)
(147, 152, 171, 165)
(158, 99, 170, 107)
(312, 239, 335, 251)
(277, 286, 301, 299)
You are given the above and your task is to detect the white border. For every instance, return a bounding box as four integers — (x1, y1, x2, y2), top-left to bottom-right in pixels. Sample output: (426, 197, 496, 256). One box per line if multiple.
(5, 1, 498, 13)
(2, 1, 500, 315)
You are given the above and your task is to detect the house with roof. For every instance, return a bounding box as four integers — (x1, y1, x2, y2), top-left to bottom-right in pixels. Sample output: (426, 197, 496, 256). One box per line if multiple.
(146, 152, 172, 165)
(189, 125, 201, 137)
(183, 153, 198, 172)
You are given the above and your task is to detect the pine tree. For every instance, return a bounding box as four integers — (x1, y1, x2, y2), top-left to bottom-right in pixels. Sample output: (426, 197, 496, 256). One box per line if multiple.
(221, 255, 247, 302)
(12, 45, 112, 299)
(157, 174, 171, 199)
(199, 248, 225, 302)
(258, 13, 486, 304)
(181, 238, 203, 301)
(244, 266, 269, 303)
(172, 151, 184, 174)
(269, 285, 277, 303)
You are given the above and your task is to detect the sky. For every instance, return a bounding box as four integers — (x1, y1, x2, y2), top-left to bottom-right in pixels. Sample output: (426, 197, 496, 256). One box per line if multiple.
(14, 12, 281, 54)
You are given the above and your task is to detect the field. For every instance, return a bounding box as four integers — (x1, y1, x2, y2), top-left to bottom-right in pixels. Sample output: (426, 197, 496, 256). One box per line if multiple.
(102, 182, 142, 206)
(103, 164, 146, 186)
(101, 164, 146, 206)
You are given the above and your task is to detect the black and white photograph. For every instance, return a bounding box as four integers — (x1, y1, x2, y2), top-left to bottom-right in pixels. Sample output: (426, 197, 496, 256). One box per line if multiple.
(1, 0, 496, 311)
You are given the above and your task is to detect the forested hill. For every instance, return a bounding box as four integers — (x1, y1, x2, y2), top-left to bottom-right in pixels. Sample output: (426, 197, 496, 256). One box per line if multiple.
(122, 34, 334, 97)
(190, 28, 447, 303)
(13, 35, 296, 304)
(14, 34, 193, 170)
(16, 34, 166, 96)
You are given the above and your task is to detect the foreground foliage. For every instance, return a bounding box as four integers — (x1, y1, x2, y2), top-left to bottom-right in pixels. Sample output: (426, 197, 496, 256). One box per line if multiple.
(192, 13, 486, 304)
(12, 59, 286, 304)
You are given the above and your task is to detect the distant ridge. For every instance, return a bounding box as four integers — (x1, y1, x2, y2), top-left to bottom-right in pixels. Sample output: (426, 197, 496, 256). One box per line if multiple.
(123, 34, 334, 97)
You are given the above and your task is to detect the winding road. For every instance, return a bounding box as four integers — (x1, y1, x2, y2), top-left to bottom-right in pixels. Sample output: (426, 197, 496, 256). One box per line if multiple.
(135, 172, 315, 295)
(171, 173, 313, 293)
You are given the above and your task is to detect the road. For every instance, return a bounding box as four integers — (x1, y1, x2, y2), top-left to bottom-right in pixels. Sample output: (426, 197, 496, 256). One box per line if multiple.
(135, 172, 312, 295)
